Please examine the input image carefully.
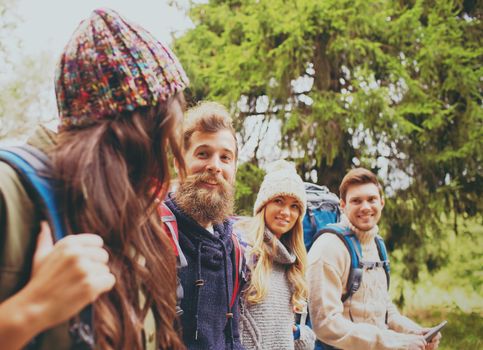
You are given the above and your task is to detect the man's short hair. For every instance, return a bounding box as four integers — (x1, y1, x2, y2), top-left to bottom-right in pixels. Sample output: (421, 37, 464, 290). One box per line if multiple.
(183, 101, 238, 156)
(339, 168, 383, 201)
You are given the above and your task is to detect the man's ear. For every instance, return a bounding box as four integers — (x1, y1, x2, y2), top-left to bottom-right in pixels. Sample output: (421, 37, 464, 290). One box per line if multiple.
(380, 196, 385, 209)
(340, 199, 346, 211)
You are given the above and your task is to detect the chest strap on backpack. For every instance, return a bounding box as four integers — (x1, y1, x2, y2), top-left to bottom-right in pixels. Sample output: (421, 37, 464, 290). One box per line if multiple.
(374, 235, 390, 290)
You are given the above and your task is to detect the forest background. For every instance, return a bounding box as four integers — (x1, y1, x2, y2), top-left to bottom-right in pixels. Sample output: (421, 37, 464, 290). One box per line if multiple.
(1, 0, 481, 348)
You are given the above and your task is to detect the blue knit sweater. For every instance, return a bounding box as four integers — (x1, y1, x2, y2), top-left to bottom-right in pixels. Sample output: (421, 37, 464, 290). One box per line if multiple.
(165, 196, 244, 350)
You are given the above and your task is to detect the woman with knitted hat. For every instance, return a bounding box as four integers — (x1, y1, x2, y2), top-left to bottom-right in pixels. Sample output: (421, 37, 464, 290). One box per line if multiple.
(236, 160, 316, 350)
(0, 8, 188, 350)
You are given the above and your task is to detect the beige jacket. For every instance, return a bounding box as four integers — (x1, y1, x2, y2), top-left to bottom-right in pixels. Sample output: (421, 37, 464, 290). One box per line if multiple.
(307, 223, 422, 350)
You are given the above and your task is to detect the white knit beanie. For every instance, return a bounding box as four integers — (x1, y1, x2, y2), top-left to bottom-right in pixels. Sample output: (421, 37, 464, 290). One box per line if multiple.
(253, 159, 307, 217)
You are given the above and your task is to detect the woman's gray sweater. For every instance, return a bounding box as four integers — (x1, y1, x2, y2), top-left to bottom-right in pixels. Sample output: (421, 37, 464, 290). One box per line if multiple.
(239, 228, 315, 350)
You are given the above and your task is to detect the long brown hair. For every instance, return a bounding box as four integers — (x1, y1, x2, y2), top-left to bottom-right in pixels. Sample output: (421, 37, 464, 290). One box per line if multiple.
(51, 93, 185, 350)
(239, 208, 308, 312)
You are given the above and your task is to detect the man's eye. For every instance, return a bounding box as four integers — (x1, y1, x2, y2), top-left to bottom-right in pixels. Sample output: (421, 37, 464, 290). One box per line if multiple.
(221, 154, 232, 162)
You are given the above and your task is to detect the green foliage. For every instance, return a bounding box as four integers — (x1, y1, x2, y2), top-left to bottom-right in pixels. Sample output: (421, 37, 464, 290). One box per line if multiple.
(0, 54, 55, 141)
(0, 0, 18, 59)
(408, 309, 482, 350)
(0, 0, 55, 142)
(235, 162, 265, 215)
(174, 0, 482, 282)
(390, 218, 483, 310)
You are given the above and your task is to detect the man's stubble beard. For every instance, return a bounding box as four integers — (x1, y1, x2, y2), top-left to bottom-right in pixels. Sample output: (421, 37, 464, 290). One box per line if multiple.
(175, 172, 235, 226)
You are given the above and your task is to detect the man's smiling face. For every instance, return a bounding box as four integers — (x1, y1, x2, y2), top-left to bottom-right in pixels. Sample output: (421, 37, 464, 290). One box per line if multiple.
(175, 129, 237, 225)
(341, 183, 384, 231)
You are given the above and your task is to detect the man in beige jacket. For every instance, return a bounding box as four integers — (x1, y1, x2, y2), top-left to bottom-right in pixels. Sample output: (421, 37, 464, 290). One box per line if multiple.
(307, 168, 441, 350)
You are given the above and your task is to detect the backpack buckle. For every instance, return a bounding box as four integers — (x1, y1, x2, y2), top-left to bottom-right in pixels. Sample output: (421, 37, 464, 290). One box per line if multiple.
(361, 261, 378, 270)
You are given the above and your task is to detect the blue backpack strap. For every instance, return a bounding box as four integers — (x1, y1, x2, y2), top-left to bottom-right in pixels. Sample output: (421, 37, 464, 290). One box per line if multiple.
(374, 235, 390, 290)
(0, 145, 95, 349)
(0, 145, 66, 240)
(314, 225, 363, 303)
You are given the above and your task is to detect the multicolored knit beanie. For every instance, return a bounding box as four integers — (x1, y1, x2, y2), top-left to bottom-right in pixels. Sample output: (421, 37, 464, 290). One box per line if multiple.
(55, 8, 189, 129)
(253, 159, 307, 217)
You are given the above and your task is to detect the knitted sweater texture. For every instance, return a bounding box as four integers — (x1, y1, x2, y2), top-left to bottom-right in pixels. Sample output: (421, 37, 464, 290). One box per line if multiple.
(307, 216, 423, 350)
(240, 228, 315, 350)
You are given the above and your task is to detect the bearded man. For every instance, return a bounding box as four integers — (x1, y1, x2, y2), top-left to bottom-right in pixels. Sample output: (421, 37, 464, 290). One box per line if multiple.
(164, 102, 244, 350)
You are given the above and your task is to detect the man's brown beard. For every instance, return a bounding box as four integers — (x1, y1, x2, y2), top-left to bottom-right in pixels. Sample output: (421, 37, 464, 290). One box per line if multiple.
(175, 172, 235, 225)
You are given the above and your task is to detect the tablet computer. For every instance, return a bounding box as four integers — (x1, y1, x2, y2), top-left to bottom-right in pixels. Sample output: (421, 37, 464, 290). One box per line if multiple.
(424, 320, 447, 342)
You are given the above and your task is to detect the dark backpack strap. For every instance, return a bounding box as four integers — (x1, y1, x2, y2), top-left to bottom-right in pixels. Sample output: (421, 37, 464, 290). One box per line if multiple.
(230, 234, 244, 309)
(0, 146, 94, 349)
(312, 225, 363, 303)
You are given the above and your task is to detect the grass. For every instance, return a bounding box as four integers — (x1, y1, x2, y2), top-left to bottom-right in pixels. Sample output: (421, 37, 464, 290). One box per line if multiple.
(406, 308, 482, 350)
(390, 218, 483, 349)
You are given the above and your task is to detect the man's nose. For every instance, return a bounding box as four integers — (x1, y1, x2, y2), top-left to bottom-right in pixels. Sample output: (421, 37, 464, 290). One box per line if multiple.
(361, 201, 371, 210)
(206, 156, 222, 174)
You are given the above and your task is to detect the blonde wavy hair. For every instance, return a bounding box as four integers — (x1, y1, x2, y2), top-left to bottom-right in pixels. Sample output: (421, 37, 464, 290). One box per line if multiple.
(239, 206, 308, 312)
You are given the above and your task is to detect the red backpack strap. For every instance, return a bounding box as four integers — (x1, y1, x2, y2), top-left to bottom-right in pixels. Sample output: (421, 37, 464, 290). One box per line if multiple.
(230, 234, 243, 309)
(157, 201, 179, 255)
(156, 201, 187, 268)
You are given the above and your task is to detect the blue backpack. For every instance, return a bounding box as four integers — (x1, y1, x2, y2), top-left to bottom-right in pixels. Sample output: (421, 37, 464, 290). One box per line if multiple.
(310, 224, 391, 350)
(0, 145, 94, 349)
(302, 182, 341, 250)
(312, 224, 391, 303)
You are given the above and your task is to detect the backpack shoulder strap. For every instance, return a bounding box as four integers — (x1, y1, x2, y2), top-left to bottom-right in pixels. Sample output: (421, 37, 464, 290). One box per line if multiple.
(313, 225, 363, 302)
(374, 234, 390, 290)
(230, 232, 245, 309)
(158, 201, 187, 268)
(0, 145, 67, 240)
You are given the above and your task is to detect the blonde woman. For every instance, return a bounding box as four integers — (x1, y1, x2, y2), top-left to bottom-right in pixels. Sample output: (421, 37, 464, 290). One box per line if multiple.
(236, 160, 316, 350)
